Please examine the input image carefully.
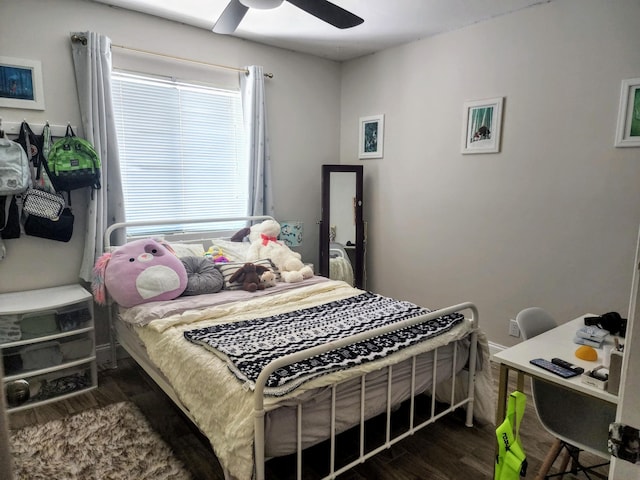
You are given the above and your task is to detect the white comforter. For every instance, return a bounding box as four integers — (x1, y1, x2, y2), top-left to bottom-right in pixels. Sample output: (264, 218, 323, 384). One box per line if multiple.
(125, 279, 493, 480)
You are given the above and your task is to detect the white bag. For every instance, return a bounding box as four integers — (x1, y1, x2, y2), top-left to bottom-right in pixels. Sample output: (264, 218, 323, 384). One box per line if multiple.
(0, 137, 30, 195)
(22, 188, 66, 220)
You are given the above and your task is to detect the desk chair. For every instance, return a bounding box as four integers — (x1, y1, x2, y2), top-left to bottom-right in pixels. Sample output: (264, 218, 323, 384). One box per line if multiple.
(516, 308, 615, 480)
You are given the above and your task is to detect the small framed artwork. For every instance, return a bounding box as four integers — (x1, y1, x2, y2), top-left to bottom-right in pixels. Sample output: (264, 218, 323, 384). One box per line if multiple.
(461, 97, 503, 154)
(0, 56, 45, 110)
(614, 77, 640, 147)
(359, 114, 384, 159)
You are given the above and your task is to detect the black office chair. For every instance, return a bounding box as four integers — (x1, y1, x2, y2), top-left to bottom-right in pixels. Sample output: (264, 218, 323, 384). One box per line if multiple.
(515, 307, 615, 479)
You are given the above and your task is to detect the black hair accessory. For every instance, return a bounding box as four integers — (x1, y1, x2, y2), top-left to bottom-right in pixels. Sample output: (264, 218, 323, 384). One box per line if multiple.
(584, 312, 627, 337)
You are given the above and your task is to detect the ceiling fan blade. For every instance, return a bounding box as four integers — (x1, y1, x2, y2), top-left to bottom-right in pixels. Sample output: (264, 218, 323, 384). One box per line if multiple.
(213, 0, 249, 34)
(286, 0, 364, 29)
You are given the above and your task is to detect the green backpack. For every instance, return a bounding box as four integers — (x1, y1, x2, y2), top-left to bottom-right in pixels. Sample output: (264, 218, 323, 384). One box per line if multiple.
(47, 125, 101, 196)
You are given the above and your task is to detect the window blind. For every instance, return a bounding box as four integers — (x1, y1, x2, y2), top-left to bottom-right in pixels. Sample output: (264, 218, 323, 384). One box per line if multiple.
(111, 71, 248, 236)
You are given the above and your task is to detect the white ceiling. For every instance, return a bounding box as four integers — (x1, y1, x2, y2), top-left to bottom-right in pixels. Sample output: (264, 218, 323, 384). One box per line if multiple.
(91, 0, 551, 61)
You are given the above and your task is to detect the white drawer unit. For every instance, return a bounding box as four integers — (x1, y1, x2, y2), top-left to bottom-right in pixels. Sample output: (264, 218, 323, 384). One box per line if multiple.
(0, 284, 97, 412)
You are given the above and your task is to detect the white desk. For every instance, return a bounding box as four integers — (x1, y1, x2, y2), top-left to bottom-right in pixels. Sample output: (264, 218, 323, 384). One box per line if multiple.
(493, 314, 619, 424)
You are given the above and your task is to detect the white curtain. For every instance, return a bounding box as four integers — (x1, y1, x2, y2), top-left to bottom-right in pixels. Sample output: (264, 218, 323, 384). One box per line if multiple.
(71, 32, 125, 281)
(240, 65, 274, 217)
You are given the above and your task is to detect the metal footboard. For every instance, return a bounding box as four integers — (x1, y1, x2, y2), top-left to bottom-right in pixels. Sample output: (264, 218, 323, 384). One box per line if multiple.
(253, 302, 479, 480)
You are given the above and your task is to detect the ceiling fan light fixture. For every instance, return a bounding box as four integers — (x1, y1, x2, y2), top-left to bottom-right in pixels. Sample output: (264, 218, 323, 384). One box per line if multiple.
(214, 0, 363, 35)
(239, 0, 284, 9)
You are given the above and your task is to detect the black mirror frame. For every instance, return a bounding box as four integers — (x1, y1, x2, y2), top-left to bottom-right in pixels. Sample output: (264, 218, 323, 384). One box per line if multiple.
(319, 164, 364, 289)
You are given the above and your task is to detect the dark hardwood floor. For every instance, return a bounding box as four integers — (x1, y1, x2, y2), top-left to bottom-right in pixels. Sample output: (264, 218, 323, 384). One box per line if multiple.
(8, 358, 608, 479)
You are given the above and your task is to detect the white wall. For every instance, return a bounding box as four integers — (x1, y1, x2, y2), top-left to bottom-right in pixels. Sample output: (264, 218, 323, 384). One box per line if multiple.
(340, 0, 640, 346)
(2, 0, 640, 351)
(0, 0, 341, 296)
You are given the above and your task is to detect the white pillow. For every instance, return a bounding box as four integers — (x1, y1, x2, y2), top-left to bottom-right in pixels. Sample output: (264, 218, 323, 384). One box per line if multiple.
(167, 242, 205, 258)
(106, 240, 205, 258)
(208, 238, 251, 262)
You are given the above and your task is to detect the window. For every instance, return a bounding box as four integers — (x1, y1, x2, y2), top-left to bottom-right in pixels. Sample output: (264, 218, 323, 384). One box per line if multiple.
(111, 71, 248, 236)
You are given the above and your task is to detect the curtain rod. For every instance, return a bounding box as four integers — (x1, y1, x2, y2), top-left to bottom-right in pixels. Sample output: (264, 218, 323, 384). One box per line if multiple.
(70, 34, 274, 78)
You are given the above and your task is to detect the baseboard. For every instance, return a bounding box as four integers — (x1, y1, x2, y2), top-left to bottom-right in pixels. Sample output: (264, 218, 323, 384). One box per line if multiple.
(96, 343, 130, 367)
(488, 341, 506, 360)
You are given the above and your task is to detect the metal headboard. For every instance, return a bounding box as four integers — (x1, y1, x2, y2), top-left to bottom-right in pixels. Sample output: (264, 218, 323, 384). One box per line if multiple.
(103, 215, 275, 251)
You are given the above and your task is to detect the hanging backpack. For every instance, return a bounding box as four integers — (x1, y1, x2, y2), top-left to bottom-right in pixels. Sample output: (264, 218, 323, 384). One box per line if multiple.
(46, 125, 101, 197)
(18, 122, 66, 222)
(0, 135, 30, 196)
(0, 133, 29, 240)
(17, 120, 56, 194)
(0, 195, 22, 240)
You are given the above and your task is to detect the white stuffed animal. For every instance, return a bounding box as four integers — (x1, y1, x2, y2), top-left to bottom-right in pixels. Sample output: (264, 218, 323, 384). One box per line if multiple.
(246, 219, 313, 283)
(260, 270, 277, 288)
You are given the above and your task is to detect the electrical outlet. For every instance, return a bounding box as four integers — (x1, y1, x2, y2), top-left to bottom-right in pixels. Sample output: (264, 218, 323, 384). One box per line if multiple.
(509, 319, 520, 337)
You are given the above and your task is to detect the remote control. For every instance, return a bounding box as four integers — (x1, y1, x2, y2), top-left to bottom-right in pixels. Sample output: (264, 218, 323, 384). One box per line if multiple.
(551, 357, 584, 374)
(529, 358, 581, 378)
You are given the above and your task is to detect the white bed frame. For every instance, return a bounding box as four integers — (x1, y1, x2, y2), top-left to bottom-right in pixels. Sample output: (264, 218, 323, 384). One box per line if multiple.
(103, 216, 480, 480)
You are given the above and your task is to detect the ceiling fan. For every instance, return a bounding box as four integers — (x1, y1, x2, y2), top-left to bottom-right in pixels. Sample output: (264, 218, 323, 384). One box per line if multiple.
(213, 0, 364, 34)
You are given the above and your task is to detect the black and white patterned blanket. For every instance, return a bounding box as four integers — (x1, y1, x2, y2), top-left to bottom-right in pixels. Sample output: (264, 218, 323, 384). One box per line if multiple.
(184, 292, 464, 396)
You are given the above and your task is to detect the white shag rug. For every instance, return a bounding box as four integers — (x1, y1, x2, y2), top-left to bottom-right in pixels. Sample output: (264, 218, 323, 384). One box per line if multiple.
(10, 401, 192, 480)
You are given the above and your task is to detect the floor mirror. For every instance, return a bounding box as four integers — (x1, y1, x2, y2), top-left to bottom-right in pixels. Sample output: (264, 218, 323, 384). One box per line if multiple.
(319, 164, 365, 289)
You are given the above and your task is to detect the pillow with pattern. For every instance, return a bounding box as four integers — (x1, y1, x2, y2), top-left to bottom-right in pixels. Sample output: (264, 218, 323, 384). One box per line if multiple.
(216, 259, 280, 290)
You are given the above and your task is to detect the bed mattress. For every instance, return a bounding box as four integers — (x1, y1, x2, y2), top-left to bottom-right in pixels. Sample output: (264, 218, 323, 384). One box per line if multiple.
(114, 278, 492, 479)
(116, 317, 468, 457)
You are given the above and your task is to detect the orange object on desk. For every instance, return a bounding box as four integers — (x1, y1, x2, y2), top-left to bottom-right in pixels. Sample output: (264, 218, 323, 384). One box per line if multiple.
(575, 345, 598, 361)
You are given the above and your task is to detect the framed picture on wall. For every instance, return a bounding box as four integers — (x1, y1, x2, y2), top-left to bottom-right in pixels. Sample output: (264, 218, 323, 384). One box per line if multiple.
(0, 56, 45, 110)
(359, 114, 384, 159)
(614, 77, 640, 147)
(461, 97, 503, 154)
